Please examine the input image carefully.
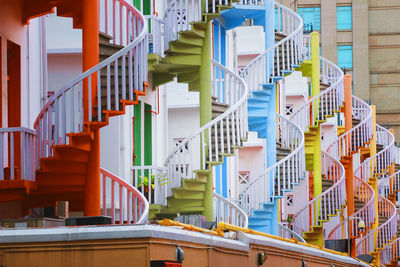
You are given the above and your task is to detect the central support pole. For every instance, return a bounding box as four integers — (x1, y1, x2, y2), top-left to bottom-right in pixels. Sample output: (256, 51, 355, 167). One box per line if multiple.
(311, 32, 321, 200)
(262, 0, 278, 236)
(389, 129, 396, 205)
(82, 0, 100, 216)
(310, 31, 323, 246)
(370, 105, 379, 261)
(200, 21, 213, 221)
(344, 74, 356, 256)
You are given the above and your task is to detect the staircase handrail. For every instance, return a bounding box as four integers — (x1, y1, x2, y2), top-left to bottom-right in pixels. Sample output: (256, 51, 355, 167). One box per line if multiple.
(291, 151, 346, 236)
(327, 176, 376, 240)
(146, 14, 165, 56)
(378, 169, 400, 198)
(278, 222, 306, 243)
(239, 2, 304, 90)
(326, 96, 373, 161)
(34, 1, 148, 168)
(356, 194, 397, 256)
(325, 95, 375, 240)
(163, 60, 248, 197)
(131, 165, 168, 206)
(290, 56, 344, 132)
(213, 192, 248, 228)
(380, 236, 400, 266)
(239, 113, 305, 215)
(101, 168, 149, 224)
(395, 146, 400, 164)
(0, 127, 36, 182)
(354, 124, 395, 183)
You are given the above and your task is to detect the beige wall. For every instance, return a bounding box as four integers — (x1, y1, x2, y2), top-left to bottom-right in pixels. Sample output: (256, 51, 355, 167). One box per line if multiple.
(286, 0, 400, 141)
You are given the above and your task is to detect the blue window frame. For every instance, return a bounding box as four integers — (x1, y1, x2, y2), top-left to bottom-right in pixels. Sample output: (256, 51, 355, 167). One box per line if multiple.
(337, 45, 353, 69)
(337, 6, 352, 30)
(297, 7, 321, 30)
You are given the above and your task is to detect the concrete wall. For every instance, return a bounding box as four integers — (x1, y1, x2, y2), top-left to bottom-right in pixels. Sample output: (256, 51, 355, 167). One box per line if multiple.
(293, 0, 400, 140)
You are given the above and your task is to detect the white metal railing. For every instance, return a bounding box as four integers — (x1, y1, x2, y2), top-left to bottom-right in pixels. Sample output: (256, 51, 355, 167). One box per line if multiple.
(240, 2, 303, 91)
(380, 210, 400, 265)
(325, 95, 375, 241)
(164, 60, 248, 200)
(292, 151, 346, 236)
(146, 15, 164, 57)
(164, 0, 202, 50)
(327, 176, 375, 240)
(380, 236, 400, 266)
(354, 124, 395, 183)
(239, 114, 305, 215)
(356, 194, 397, 256)
(238, 0, 264, 6)
(302, 34, 311, 61)
(279, 222, 306, 243)
(213, 192, 248, 228)
(327, 96, 372, 161)
(34, 1, 148, 169)
(290, 57, 344, 132)
(0, 128, 36, 182)
(131, 165, 168, 206)
(101, 168, 149, 224)
(237, 2, 306, 219)
(395, 146, 400, 164)
(378, 170, 400, 198)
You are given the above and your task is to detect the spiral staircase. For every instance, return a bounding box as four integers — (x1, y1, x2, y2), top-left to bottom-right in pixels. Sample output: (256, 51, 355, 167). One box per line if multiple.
(0, 0, 149, 224)
(234, 3, 306, 234)
(351, 124, 396, 265)
(147, 0, 249, 221)
(287, 51, 346, 245)
(325, 96, 375, 249)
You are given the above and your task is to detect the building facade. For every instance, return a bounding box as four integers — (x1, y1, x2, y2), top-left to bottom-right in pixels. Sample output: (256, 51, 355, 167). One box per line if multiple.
(281, 0, 400, 140)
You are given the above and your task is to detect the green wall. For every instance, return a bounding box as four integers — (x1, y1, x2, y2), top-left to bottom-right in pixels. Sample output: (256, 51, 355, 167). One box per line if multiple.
(134, 101, 152, 166)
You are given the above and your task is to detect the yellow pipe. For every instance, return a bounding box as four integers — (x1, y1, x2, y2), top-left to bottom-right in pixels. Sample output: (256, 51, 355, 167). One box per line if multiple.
(217, 222, 351, 257)
(158, 219, 223, 237)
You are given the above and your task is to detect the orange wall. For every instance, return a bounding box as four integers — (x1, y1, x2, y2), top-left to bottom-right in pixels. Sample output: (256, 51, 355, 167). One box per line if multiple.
(0, 237, 367, 267)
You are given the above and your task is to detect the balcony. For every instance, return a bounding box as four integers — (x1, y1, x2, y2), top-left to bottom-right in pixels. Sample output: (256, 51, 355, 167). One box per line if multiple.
(0, 127, 36, 196)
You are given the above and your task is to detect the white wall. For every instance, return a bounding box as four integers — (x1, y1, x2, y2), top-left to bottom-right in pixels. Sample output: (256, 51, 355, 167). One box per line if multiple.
(236, 132, 266, 200)
(235, 26, 265, 56)
(283, 71, 308, 97)
(46, 13, 82, 50)
(27, 18, 45, 128)
(282, 174, 309, 221)
(47, 53, 82, 93)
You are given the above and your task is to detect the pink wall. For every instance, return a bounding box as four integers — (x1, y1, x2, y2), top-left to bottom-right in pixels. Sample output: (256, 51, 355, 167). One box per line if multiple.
(0, 0, 25, 127)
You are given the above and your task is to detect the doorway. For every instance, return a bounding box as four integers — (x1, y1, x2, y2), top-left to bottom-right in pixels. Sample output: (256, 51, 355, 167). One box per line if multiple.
(7, 40, 21, 127)
(6, 40, 21, 179)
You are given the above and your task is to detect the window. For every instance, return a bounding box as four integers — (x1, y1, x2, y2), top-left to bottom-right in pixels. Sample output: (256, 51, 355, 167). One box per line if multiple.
(337, 6, 352, 30)
(285, 105, 293, 116)
(337, 45, 353, 69)
(297, 7, 321, 30)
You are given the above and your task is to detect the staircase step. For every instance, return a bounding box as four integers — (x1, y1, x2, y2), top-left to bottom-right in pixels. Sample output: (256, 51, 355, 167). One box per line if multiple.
(167, 198, 203, 209)
(36, 172, 85, 187)
(53, 146, 90, 163)
(182, 179, 206, 191)
(156, 206, 205, 216)
(40, 158, 88, 174)
(172, 188, 204, 199)
(251, 210, 273, 219)
(248, 98, 270, 105)
(248, 217, 271, 226)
